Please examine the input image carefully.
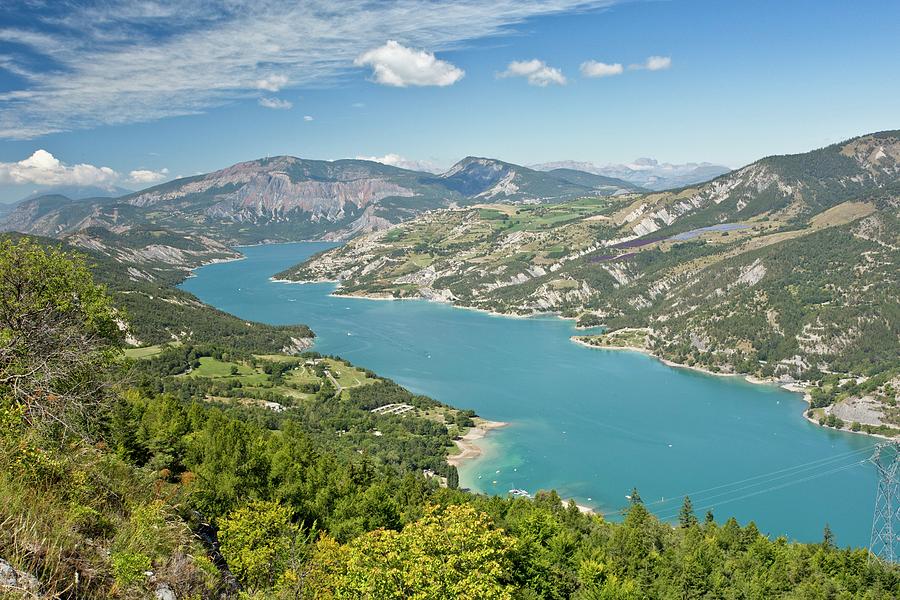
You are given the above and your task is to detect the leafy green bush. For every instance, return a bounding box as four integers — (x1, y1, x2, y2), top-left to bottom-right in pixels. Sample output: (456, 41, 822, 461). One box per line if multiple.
(218, 500, 300, 591)
(111, 551, 151, 588)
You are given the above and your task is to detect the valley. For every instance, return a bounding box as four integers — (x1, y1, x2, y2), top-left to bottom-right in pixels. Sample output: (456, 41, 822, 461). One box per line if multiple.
(4, 2, 900, 596)
(183, 241, 879, 547)
(278, 132, 900, 437)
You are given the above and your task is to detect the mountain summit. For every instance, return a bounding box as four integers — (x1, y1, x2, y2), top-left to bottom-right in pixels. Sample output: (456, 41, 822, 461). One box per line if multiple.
(1, 155, 636, 243)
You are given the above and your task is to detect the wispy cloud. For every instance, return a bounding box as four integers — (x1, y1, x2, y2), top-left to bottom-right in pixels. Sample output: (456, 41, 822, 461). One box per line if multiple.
(0, 149, 168, 189)
(0, 1, 621, 139)
(498, 59, 567, 86)
(355, 40, 464, 87)
(258, 97, 293, 110)
(580, 60, 623, 78)
(303, 115, 314, 121)
(630, 55, 672, 71)
(256, 74, 289, 92)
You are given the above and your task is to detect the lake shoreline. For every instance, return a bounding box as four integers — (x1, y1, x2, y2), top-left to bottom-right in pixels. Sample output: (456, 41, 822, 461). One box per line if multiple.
(570, 337, 895, 441)
(273, 277, 559, 320)
(278, 274, 892, 443)
(450, 420, 597, 516)
(448, 419, 509, 469)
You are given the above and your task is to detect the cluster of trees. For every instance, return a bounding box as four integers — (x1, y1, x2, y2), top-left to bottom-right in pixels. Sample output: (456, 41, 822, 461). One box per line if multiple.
(29, 231, 317, 353)
(651, 224, 898, 389)
(129, 345, 463, 481)
(2, 238, 899, 599)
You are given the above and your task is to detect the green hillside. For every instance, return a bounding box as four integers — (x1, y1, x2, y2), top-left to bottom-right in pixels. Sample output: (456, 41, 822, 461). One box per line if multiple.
(1, 231, 313, 353)
(2, 228, 898, 599)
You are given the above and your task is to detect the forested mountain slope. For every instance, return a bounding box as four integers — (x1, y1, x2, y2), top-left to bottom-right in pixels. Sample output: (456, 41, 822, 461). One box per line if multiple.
(2, 227, 898, 599)
(280, 132, 900, 435)
(1, 230, 313, 352)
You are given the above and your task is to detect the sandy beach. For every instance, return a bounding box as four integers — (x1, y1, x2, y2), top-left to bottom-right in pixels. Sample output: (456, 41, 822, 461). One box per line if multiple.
(448, 419, 508, 468)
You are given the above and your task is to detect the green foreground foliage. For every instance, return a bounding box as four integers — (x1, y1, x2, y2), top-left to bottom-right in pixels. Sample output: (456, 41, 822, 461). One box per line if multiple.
(1, 239, 899, 599)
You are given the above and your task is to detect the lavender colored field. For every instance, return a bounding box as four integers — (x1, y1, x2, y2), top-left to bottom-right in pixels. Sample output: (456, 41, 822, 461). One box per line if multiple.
(588, 252, 636, 263)
(670, 223, 750, 241)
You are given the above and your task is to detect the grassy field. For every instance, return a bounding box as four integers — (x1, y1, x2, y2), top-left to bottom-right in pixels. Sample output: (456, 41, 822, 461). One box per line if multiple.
(320, 358, 374, 389)
(124, 343, 181, 359)
(576, 327, 651, 350)
(177, 355, 378, 407)
(124, 345, 166, 359)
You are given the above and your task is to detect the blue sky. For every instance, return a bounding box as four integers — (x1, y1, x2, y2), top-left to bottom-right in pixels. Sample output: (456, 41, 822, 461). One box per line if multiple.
(0, 0, 898, 202)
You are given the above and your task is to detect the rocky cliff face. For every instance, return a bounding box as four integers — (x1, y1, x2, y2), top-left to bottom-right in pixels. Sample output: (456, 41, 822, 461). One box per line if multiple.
(1, 157, 450, 242)
(126, 157, 421, 220)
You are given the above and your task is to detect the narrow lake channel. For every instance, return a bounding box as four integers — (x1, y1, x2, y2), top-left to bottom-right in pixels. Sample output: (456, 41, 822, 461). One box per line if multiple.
(182, 241, 878, 547)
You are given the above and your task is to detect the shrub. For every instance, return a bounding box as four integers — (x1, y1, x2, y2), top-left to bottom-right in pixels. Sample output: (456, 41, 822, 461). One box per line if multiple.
(111, 551, 151, 588)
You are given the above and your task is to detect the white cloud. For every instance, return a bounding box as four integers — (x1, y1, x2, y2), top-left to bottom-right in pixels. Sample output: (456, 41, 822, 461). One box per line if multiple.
(0, 149, 170, 190)
(258, 97, 293, 109)
(630, 55, 672, 71)
(0, 149, 118, 187)
(498, 59, 566, 86)
(256, 74, 288, 92)
(0, 1, 623, 138)
(127, 168, 170, 184)
(580, 60, 623, 78)
(645, 56, 672, 71)
(303, 115, 314, 121)
(357, 153, 443, 173)
(354, 40, 464, 87)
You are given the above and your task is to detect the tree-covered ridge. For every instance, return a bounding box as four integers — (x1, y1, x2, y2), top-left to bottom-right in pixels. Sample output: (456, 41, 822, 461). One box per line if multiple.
(1, 232, 314, 353)
(2, 239, 899, 598)
(611, 130, 900, 239)
(282, 135, 900, 433)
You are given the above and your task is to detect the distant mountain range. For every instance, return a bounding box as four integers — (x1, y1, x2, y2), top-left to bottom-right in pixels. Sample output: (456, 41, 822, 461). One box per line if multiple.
(20, 184, 135, 201)
(531, 159, 731, 191)
(0, 155, 647, 243)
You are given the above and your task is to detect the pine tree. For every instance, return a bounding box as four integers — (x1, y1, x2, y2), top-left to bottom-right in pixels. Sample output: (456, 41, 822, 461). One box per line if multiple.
(678, 496, 698, 528)
(629, 487, 642, 505)
(822, 523, 835, 548)
(447, 467, 459, 489)
(704, 510, 715, 525)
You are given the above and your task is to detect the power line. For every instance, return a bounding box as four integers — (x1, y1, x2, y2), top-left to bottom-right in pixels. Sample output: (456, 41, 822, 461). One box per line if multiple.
(656, 459, 868, 522)
(644, 446, 873, 509)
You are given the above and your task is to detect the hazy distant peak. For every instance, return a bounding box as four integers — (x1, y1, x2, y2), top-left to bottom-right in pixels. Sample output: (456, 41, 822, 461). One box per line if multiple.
(18, 184, 133, 203)
(530, 159, 731, 191)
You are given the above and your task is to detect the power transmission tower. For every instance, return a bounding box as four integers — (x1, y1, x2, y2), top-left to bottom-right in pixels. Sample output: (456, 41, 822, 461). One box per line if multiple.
(869, 441, 900, 563)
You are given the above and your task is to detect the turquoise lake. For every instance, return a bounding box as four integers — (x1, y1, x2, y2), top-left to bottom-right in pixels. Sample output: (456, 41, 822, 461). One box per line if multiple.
(182, 241, 878, 547)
